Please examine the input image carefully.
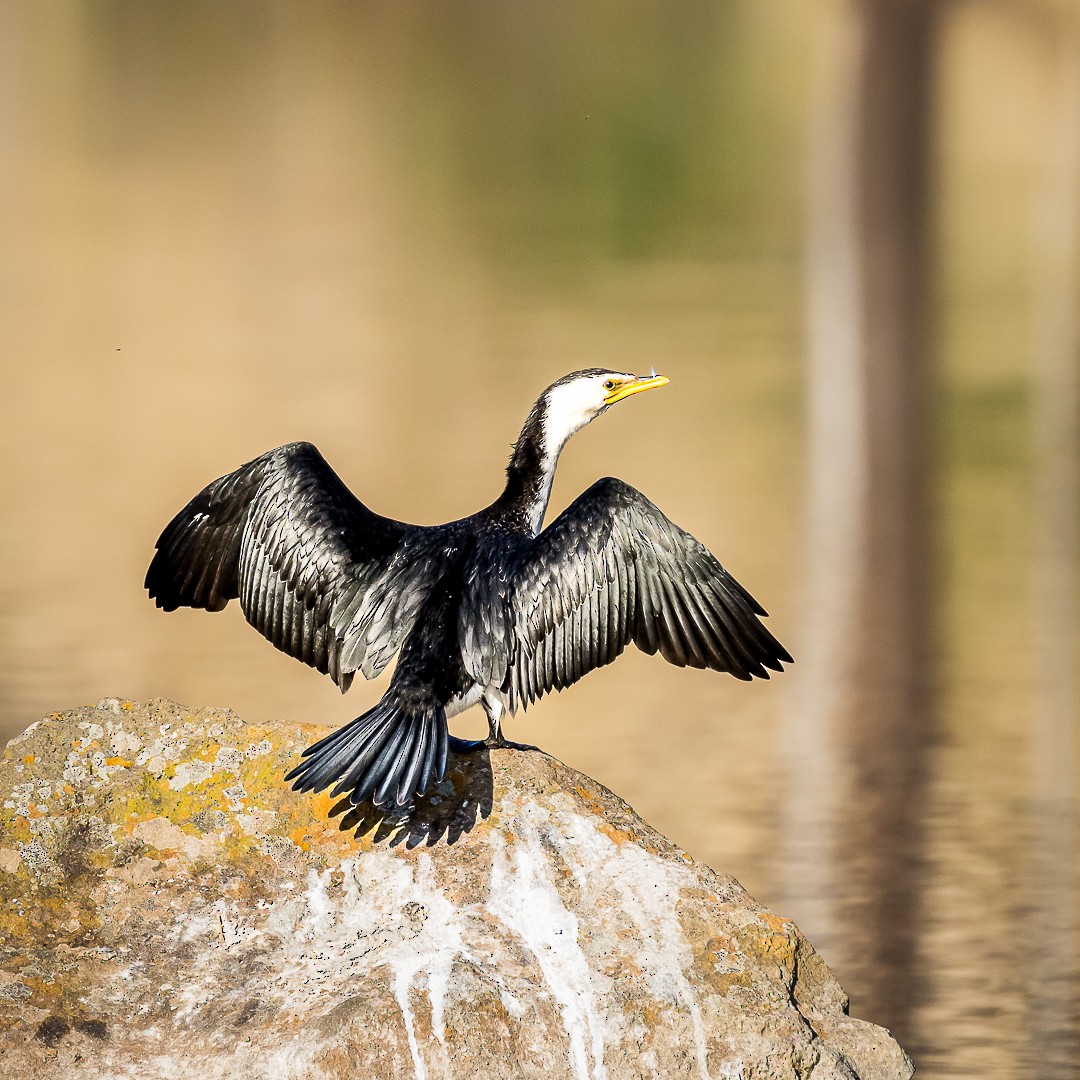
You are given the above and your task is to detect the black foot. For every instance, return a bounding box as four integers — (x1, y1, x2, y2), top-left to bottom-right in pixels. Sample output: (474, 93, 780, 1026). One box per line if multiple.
(447, 735, 541, 753)
(483, 735, 541, 752)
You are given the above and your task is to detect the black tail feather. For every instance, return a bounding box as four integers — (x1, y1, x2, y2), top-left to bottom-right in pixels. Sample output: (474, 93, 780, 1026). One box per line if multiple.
(285, 693, 448, 808)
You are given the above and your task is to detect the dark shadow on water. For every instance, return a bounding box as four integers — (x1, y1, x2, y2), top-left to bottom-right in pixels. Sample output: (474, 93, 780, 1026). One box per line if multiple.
(329, 747, 494, 848)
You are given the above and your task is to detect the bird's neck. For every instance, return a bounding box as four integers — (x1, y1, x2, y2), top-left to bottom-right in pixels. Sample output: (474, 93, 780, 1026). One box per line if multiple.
(494, 401, 564, 535)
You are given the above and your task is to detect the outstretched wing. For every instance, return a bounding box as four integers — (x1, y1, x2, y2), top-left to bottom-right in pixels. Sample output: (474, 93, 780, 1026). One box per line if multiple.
(145, 441, 436, 690)
(504, 477, 792, 709)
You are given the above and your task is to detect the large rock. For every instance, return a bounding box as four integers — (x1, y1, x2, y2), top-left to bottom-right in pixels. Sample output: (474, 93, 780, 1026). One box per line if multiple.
(0, 699, 912, 1079)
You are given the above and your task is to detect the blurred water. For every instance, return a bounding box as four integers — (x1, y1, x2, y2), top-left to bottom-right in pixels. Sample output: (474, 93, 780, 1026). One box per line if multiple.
(1, 3, 1077, 1076)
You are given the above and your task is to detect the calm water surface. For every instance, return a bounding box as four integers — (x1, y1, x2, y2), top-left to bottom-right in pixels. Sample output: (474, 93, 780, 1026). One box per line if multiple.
(1, 5, 1077, 1076)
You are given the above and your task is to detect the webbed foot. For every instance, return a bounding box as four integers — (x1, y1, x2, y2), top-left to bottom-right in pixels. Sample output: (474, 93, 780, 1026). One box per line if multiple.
(447, 735, 540, 753)
(447, 735, 486, 754)
(483, 735, 540, 752)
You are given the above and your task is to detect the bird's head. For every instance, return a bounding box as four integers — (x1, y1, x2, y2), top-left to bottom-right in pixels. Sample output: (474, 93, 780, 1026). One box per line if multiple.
(537, 369, 669, 455)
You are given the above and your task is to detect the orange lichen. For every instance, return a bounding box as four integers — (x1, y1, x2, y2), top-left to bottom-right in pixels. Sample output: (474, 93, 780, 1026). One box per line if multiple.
(23, 976, 67, 1008)
(244, 725, 280, 742)
(712, 972, 753, 995)
(574, 784, 608, 818)
(598, 821, 634, 846)
(732, 914, 798, 972)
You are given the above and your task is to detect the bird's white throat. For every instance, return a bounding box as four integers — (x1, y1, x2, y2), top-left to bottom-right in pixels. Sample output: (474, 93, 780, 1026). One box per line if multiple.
(540, 377, 606, 454)
(523, 379, 606, 534)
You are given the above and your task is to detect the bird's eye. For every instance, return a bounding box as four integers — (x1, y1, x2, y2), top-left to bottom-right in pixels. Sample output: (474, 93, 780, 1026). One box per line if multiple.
(603, 380, 616, 391)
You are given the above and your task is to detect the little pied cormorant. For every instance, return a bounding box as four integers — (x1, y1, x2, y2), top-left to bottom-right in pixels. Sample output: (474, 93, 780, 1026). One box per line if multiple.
(146, 370, 791, 808)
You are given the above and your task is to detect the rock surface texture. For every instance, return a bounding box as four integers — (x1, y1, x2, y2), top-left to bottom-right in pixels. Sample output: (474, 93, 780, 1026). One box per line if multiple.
(0, 699, 912, 1079)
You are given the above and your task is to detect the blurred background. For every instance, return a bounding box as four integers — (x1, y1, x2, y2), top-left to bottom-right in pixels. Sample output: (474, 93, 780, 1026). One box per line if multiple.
(1, 1, 1077, 1075)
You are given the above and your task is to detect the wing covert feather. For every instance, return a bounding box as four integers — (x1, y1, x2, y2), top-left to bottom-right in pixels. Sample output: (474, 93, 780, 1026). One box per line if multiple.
(147, 442, 435, 690)
(504, 477, 791, 709)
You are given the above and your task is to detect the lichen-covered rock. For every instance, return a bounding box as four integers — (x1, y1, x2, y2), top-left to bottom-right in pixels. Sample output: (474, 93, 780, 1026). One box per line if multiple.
(0, 699, 912, 1080)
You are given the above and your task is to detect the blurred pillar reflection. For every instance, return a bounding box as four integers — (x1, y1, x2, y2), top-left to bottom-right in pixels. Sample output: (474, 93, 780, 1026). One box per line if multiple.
(1028, 18, 1080, 1076)
(787, 0, 940, 1044)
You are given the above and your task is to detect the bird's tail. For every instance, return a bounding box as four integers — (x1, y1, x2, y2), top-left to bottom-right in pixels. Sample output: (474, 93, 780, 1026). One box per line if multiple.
(285, 691, 448, 808)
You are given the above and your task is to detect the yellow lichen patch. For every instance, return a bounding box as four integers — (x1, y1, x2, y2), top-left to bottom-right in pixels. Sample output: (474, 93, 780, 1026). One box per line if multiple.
(120, 701, 134, 711)
(3, 817, 33, 844)
(21, 756, 35, 766)
(112, 763, 256, 838)
(104, 757, 132, 768)
(238, 749, 288, 789)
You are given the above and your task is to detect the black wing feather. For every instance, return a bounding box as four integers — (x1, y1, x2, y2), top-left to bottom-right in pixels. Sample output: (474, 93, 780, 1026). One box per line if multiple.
(146, 441, 431, 691)
(505, 477, 791, 709)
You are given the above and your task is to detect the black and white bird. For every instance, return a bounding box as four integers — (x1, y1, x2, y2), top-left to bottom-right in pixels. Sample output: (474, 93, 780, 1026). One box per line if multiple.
(146, 370, 791, 808)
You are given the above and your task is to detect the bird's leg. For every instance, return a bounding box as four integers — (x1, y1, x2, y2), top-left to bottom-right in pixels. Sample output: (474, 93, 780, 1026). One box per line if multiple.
(481, 697, 539, 752)
(485, 697, 503, 744)
(447, 698, 540, 754)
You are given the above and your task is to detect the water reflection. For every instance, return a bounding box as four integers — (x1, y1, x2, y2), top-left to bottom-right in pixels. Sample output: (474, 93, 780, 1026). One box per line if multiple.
(1026, 22, 1080, 1075)
(1, 3, 1077, 1077)
(785, 0, 936, 1047)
